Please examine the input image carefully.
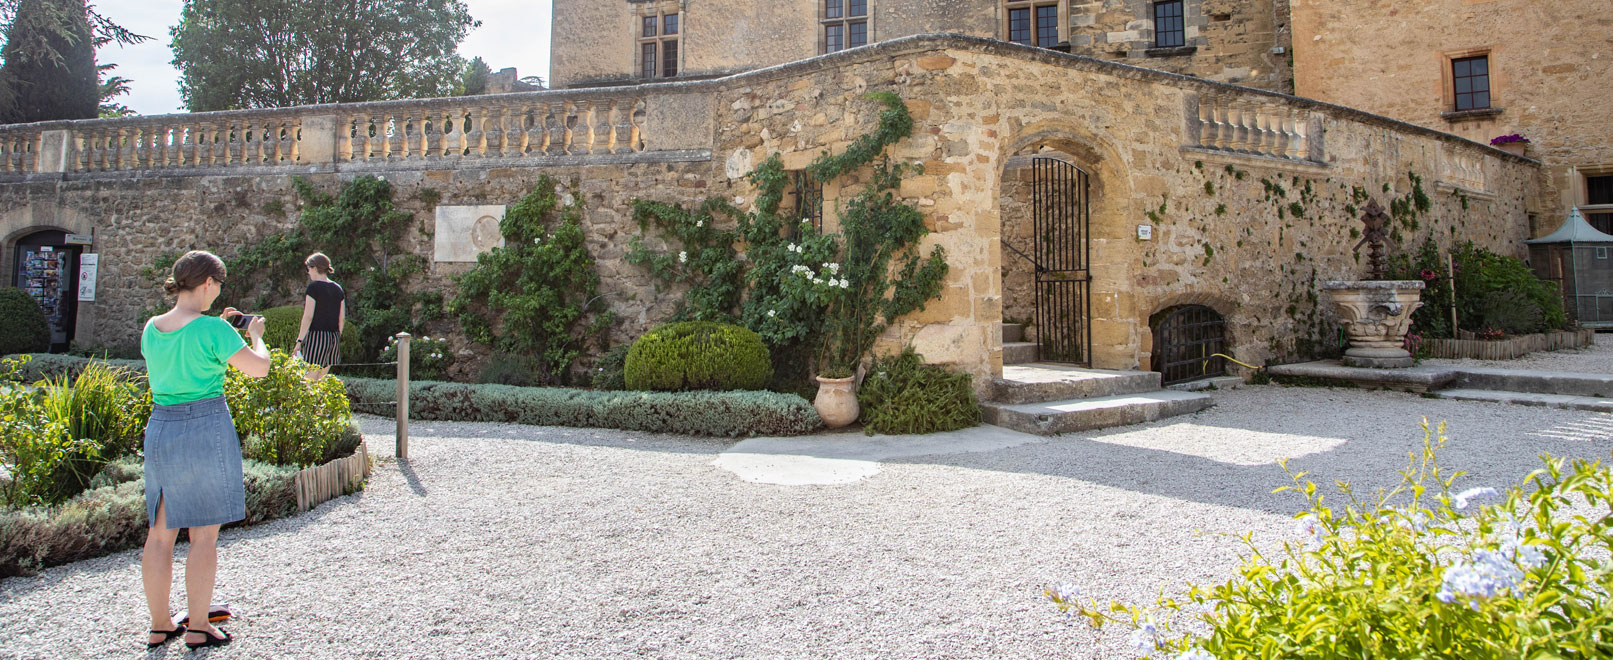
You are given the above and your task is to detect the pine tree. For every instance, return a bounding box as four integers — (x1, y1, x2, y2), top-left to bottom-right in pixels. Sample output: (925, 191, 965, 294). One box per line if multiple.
(0, 0, 100, 123)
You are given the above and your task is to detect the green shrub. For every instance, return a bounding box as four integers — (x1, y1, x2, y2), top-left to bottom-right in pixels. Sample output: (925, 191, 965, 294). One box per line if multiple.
(476, 353, 543, 387)
(1048, 422, 1613, 659)
(224, 350, 353, 468)
(0, 459, 302, 578)
(320, 422, 365, 466)
(591, 344, 630, 391)
(624, 321, 772, 391)
(8, 353, 146, 381)
(258, 305, 363, 364)
(0, 287, 50, 355)
(856, 347, 980, 435)
(1390, 239, 1568, 338)
(379, 334, 453, 381)
(342, 377, 821, 437)
(0, 361, 151, 508)
(1475, 289, 1545, 335)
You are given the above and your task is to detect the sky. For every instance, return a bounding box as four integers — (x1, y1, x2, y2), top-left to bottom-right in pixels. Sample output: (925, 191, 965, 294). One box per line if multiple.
(90, 0, 553, 116)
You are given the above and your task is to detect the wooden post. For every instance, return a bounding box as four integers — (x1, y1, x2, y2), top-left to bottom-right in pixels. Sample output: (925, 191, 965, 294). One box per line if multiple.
(1448, 251, 1459, 338)
(395, 332, 410, 459)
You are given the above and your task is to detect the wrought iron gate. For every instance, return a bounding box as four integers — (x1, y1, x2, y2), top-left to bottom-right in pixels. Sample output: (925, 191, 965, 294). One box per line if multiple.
(1032, 157, 1091, 365)
(1152, 305, 1227, 386)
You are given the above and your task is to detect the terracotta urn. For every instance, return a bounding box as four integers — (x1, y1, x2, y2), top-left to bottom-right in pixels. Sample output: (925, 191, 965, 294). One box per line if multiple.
(813, 375, 859, 429)
(1322, 280, 1426, 368)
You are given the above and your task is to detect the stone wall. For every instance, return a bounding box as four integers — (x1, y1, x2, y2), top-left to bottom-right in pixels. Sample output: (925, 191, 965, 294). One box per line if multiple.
(2, 35, 1538, 387)
(552, 0, 1293, 92)
(1291, 0, 1612, 236)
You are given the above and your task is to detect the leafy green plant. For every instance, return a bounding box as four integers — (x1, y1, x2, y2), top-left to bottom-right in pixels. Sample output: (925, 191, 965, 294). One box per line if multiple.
(0, 360, 150, 508)
(1048, 421, 1613, 659)
(378, 334, 452, 381)
(1389, 239, 1567, 338)
(624, 321, 772, 391)
(628, 92, 947, 381)
(450, 177, 612, 385)
(1475, 290, 1545, 335)
(0, 287, 50, 355)
(257, 304, 363, 364)
(856, 347, 979, 435)
(224, 351, 352, 467)
(476, 353, 543, 387)
(591, 344, 631, 391)
(341, 377, 822, 437)
(223, 175, 440, 364)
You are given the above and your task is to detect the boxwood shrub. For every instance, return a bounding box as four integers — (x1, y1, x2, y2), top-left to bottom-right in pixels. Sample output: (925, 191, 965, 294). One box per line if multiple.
(343, 377, 821, 437)
(258, 304, 363, 363)
(624, 321, 772, 391)
(0, 287, 51, 355)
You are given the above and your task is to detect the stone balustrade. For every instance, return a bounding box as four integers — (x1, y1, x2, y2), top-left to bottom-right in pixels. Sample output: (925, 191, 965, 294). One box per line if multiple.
(1439, 147, 1487, 192)
(0, 90, 691, 176)
(1189, 95, 1322, 162)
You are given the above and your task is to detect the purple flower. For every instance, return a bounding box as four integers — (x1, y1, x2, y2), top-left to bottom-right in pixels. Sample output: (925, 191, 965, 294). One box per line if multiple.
(1490, 133, 1529, 146)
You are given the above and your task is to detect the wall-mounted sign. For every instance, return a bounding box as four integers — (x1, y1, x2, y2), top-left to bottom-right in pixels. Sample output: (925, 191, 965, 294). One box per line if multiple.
(77, 253, 98, 301)
(1137, 225, 1153, 240)
(64, 233, 93, 245)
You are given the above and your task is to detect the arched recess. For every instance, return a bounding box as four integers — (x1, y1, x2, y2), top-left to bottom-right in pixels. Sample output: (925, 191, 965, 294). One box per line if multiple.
(1144, 292, 1241, 384)
(994, 121, 1138, 371)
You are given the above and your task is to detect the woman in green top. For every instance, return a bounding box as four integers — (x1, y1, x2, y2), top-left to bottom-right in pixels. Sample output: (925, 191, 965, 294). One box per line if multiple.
(139, 251, 270, 651)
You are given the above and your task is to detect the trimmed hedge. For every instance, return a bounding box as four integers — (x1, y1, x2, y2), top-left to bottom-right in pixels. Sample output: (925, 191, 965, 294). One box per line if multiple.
(0, 287, 50, 355)
(625, 321, 772, 391)
(0, 459, 299, 578)
(8, 352, 146, 381)
(343, 377, 822, 437)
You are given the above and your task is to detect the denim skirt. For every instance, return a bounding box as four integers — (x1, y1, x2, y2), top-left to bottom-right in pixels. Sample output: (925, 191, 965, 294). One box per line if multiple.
(144, 396, 247, 530)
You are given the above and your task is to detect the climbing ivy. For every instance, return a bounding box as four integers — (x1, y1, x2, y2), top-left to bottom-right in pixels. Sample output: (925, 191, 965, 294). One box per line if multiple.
(450, 177, 612, 385)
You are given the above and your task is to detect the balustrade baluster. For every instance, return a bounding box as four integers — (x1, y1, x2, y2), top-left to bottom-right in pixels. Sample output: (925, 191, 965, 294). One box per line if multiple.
(612, 100, 632, 154)
(527, 104, 546, 154)
(590, 101, 610, 155)
(632, 100, 647, 152)
(546, 104, 565, 155)
(1293, 119, 1309, 161)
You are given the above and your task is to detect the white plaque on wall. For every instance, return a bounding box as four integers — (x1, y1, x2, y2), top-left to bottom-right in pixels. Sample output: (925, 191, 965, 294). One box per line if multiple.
(77, 253, 98, 301)
(434, 205, 508, 262)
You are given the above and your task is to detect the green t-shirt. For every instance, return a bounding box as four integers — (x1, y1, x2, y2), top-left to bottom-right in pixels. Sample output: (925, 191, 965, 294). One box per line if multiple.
(141, 315, 247, 406)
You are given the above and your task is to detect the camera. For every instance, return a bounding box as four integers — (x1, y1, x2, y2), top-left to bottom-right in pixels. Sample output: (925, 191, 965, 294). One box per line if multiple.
(228, 314, 262, 329)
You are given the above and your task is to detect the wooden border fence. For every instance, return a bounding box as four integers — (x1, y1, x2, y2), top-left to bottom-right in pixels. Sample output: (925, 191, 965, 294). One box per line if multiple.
(1422, 328, 1595, 361)
(292, 440, 372, 512)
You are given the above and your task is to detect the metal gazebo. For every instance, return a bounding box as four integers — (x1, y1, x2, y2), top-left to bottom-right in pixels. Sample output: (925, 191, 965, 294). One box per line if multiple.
(1527, 208, 1613, 328)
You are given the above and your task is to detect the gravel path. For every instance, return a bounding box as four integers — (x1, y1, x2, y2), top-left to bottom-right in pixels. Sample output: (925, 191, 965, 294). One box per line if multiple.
(3, 386, 1611, 659)
(1423, 332, 1611, 373)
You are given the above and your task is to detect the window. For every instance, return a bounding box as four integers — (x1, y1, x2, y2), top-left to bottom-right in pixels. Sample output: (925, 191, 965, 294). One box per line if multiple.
(1004, 2, 1059, 47)
(1154, 1, 1185, 48)
(823, 0, 869, 53)
(1587, 174, 1613, 235)
(1452, 55, 1491, 111)
(637, 10, 679, 78)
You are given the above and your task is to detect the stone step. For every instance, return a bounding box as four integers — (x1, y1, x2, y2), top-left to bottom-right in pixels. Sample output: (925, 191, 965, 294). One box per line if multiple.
(1166, 375, 1244, 392)
(1432, 388, 1613, 413)
(991, 364, 1162, 404)
(1003, 342, 1039, 366)
(982, 390, 1215, 436)
(1452, 368, 1613, 398)
(1002, 323, 1025, 344)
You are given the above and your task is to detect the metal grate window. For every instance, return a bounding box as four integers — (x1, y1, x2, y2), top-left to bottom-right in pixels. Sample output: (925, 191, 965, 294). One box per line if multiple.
(1152, 305, 1227, 386)
(1453, 55, 1491, 111)
(790, 171, 824, 231)
(1154, 1, 1185, 48)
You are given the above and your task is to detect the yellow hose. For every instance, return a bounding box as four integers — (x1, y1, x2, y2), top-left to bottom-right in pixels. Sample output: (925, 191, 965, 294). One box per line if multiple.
(1203, 353, 1263, 371)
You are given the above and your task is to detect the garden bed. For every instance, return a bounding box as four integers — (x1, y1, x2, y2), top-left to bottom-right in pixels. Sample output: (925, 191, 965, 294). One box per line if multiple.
(1421, 328, 1594, 360)
(1, 441, 369, 578)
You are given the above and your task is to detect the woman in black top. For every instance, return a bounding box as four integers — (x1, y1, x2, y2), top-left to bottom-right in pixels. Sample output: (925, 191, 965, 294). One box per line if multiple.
(293, 253, 346, 381)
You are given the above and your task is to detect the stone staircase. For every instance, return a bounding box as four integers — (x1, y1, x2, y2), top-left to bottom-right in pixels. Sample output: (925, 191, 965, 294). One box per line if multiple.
(983, 323, 1215, 435)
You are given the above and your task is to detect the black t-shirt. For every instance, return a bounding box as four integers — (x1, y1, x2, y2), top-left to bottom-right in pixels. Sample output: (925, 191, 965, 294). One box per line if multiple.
(305, 280, 345, 332)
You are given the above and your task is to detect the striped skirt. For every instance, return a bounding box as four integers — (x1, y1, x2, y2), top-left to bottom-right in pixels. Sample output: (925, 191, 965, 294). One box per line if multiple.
(301, 330, 341, 367)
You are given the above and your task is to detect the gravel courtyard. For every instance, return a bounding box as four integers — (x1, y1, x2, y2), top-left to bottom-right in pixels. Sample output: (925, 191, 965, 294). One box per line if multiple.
(3, 385, 1612, 659)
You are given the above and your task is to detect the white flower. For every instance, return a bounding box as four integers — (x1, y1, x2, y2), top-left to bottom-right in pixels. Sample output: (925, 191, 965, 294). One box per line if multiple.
(734, 196, 745, 205)
(767, 310, 776, 317)
(827, 262, 840, 273)
(1176, 649, 1216, 660)
(787, 243, 798, 252)
(678, 251, 688, 263)
(533, 237, 541, 244)
(1294, 514, 1324, 549)
(696, 219, 704, 228)
(839, 279, 850, 288)
(1453, 487, 1500, 511)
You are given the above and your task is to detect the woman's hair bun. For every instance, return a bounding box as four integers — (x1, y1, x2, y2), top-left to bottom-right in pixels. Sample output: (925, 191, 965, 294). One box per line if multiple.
(163, 277, 182, 295)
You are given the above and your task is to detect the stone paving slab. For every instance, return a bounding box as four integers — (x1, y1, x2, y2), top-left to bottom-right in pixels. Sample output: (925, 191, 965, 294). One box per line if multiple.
(1267, 360, 1459, 392)
(1433, 388, 1613, 413)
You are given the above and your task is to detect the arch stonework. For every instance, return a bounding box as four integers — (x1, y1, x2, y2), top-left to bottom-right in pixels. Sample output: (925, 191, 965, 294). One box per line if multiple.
(995, 121, 1143, 371)
(1142, 292, 1243, 371)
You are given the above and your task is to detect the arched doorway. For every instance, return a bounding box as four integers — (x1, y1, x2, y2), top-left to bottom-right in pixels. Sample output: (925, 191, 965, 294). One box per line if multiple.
(1150, 304, 1227, 386)
(1000, 148, 1092, 366)
(10, 229, 83, 351)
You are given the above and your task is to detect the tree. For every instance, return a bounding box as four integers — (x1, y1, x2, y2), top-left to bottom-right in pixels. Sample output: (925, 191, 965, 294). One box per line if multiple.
(460, 56, 489, 95)
(0, 0, 148, 123)
(169, 0, 479, 111)
(96, 61, 133, 117)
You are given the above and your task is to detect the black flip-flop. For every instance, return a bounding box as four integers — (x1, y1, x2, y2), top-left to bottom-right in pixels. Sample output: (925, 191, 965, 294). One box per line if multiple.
(146, 625, 186, 649)
(185, 628, 232, 650)
(175, 604, 232, 627)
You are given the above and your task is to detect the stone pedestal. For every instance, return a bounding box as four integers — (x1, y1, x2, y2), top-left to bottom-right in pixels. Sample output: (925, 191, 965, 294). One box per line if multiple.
(1322, 280, 1425, 369)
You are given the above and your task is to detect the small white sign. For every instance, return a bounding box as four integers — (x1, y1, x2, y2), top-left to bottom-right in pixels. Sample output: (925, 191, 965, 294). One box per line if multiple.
(1136, 224, 1153, 240)
(64, 233, 93, 245)
(77, 253, 98, 301)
